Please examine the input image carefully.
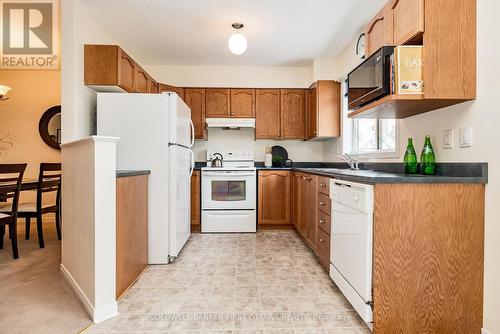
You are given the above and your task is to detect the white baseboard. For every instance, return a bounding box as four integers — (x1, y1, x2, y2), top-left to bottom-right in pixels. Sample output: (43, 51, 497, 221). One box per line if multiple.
(60, 264, 119, 323)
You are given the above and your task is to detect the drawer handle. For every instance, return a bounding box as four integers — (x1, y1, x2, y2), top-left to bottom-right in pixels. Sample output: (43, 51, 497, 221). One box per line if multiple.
(319, 238, 326, 242)
(319, 201, 326, 206)
(320, 183, 327, 187)
(319, 219, 325, 224)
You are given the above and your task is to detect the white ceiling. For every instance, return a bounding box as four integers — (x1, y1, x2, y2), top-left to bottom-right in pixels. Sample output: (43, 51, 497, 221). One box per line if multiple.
(83, 0, 386, 67)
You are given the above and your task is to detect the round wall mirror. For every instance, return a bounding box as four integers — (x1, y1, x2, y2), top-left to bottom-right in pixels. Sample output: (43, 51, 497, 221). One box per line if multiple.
(39, 105, 61, 150)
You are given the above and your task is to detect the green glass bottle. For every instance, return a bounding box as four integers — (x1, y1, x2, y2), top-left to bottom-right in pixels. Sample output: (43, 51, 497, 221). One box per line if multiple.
(420, 135, 436, 175)
(404, 138, 418, 174)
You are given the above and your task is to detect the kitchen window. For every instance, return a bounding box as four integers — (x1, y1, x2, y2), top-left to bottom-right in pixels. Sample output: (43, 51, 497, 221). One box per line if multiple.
(342, 79, 399, 157)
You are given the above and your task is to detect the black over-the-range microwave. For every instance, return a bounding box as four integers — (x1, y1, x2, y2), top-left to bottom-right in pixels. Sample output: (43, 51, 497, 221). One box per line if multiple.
(347, 46, 395, 110)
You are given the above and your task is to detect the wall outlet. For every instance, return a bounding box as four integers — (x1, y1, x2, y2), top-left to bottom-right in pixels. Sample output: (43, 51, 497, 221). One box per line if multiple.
(459, 127, 473, 147)
(443, 129, 454, 149)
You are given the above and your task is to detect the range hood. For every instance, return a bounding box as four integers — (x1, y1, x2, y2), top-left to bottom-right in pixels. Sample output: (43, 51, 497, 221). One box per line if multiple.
(205, 118, 256, 129)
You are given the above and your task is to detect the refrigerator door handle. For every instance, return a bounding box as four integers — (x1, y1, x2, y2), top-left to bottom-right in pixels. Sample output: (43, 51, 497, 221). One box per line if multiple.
(189, 149, 195, 177)
(189, 118, 195, 148)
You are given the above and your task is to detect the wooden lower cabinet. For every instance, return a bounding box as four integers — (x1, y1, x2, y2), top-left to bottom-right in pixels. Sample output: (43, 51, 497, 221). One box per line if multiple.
(317, 228, 330, 268)
(116, 174, 148, 299)
(291, 172, 301, 229)
(258, 171, 291, 227)
(190, 170, 200, 232)
(372, 183, 484, 333)
(306, 175, 318, 252)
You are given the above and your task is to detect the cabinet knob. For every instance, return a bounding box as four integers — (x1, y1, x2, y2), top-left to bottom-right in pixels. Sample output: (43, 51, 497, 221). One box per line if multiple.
(319, 201, 325, 206)
(320, 183, 326, 187)
(319, 219, 325, 224)
(319, 238, 326, 243)
(230, 112, 234, 116)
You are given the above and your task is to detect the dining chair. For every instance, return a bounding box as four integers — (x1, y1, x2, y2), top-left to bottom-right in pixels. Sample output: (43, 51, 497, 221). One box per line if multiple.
(0, 163, 61, 248)
(0, 164, 27, 259)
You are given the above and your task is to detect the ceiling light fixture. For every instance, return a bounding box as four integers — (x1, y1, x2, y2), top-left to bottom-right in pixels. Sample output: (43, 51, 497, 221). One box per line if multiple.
(228, 23, 247, 55)
(0, 85, 11, 101)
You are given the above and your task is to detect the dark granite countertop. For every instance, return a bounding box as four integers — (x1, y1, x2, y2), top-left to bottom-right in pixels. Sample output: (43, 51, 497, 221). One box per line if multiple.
(116, 170, 151, 178)
(195, 162, 487, 184)
(257, 162, 488, 184)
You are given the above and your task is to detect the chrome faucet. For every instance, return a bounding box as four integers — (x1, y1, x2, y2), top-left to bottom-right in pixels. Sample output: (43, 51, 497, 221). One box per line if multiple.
(334, 153, 360, 170)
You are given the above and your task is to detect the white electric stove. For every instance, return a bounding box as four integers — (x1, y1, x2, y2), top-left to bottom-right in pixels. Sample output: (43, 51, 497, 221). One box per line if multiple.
(201, 150, 257, 233)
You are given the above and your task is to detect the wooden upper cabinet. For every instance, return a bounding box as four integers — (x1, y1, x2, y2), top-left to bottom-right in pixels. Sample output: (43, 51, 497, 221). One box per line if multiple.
(307, 84, 318, 139)
(258, 171, 291, 226)
(392, 0, 424, 45)
(307, 81, 341, 140)
(205, 89, 230, 118)
(185, 89, 207, 140)
(84, 45, 158, 94)
(255, 89, 281, 139)
(365, 3, 394, 57)
(231, 89, 255, 118)
(118, 49, 136, 92)
(281, 89, 305, 139)
(158, 84, 185, 101)
(135, 66, 150, 93)
(149, 80, 159, 94)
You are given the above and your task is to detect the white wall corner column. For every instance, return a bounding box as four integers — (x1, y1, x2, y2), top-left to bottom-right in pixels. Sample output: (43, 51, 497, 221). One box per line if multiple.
(60, 135, 119, 323)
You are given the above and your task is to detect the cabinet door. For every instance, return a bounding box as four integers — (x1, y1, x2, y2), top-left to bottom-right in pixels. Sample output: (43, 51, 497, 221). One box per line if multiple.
(281, 89, 305, 139)
(291, 172, 301, 229)
(306, 84, 318, 139)
(231, 89, 255, 118)
(298, 174, 309, 238)
(205, 89, 230, 118)
(117, 49, 136, 93)
(315, 81, 341, 139)
(392, 0, 424, 45)
(149, 80, 159, 94)
(317, 228, 330, 270)
(258, 171, 291, 225)
(190, 170, 201, 231)
(306, 175, 318, 252)
(185, 89, 207, 140)
(256, 89, 281, 139)
(135, 66, 150, 93)
(365, 3, 394, 57)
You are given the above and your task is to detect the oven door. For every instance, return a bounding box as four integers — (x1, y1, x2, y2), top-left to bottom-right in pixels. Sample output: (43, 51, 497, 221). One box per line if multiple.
(202, 170, 256, 210)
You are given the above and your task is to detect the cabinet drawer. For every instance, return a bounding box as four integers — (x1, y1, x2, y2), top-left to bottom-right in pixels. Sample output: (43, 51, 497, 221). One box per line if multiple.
(317, 228, 330, 269)
(318, 210, 331, 235)
(318, 176, 330, 195)
(318, 192, 331, 215)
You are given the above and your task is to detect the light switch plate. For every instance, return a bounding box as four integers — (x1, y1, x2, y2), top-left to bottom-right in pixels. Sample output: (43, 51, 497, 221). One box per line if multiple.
(459, 127, 473, 147)
(443, 129, 454, 149)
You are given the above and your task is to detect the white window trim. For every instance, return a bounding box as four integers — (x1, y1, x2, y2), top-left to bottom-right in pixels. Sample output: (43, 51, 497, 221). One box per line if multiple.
(341, 78, 400, 159)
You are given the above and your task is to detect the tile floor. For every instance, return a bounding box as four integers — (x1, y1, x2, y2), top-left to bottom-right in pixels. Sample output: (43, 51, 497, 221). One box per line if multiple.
(87, 231, 370, 334)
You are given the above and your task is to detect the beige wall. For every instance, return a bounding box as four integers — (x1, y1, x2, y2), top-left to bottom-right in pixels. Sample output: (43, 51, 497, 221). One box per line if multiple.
(320, 1, 500, 332)
(0, 70, 61, 202)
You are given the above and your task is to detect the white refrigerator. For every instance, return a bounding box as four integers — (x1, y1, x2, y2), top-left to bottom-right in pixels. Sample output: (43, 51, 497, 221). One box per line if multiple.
(97, 92, 194, 264)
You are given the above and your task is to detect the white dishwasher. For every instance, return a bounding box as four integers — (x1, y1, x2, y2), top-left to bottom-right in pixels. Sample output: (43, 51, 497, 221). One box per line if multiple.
(329, 179, 374, 326)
